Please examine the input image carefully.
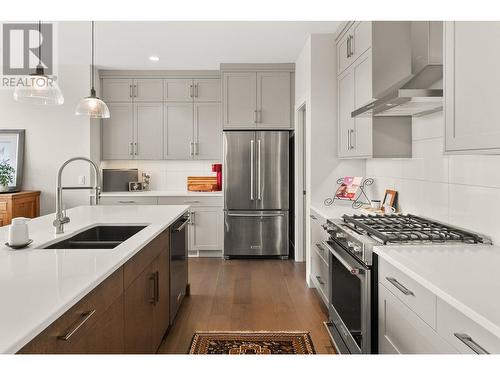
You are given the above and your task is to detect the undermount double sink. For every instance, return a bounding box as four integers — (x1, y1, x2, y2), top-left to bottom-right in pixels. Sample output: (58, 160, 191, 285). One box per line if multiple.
(43, 225, 147, 249)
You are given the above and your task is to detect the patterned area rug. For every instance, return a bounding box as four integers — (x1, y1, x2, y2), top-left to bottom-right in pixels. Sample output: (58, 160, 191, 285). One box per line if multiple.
(189, 331, 316, 354)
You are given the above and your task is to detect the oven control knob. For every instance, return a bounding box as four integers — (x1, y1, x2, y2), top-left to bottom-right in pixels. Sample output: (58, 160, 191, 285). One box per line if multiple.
(353, 247, 362, 256)
(335, 232, 346, 239)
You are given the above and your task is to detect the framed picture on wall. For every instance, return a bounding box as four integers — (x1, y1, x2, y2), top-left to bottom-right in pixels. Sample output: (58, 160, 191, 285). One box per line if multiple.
(382, 189, 398, 208)
(0, 129, 25, 193)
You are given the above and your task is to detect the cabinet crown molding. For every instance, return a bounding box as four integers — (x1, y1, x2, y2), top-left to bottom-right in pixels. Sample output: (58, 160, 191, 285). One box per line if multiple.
(99, 70, 220, 78)
(220, 63, 295, 72)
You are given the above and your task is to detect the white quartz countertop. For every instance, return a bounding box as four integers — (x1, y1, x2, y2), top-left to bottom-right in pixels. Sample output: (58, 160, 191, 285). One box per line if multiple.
(99, 190, 223, 197)
(0, 204, 189, 354)
(374, 244, 500, 339)
(310, 202, 361, 220)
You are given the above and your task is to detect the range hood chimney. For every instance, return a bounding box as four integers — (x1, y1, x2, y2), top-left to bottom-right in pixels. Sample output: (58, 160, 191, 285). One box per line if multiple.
(352, 22, 443, 118)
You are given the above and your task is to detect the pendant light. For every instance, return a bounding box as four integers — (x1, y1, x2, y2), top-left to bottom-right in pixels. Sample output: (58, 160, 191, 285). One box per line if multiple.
(75, 21, 110, 118)
(13, 21, 64, 105)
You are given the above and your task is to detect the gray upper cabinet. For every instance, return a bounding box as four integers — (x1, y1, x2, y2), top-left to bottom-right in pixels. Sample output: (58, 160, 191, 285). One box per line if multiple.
(164, 79, 193, 102)
(164, 103, 194, 160)
(102, 79, 134, 103)
(133, 79, 163, 102)
(102, 78, 162, 102)
(223, 72, 257, 128)
(194, 103, 222, 160)
(444, 21, 500, 154)
(194, 79, 221, 102)
(222, 68, 293, 129)
(257, 72, 291, 128)
(102, 103, 163, 160)
(102, 104, 134, 160)
(134, 103, 163, 159)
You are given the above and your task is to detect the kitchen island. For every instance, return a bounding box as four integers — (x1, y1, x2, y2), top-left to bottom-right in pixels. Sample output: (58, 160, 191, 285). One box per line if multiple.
(0, 204, 189, 354)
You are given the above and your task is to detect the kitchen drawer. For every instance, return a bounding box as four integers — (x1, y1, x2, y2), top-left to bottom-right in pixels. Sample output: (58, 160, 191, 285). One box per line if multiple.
(436, 298, 500, 354)
(100, 196, 158, 205)
(157, 196, 223, 207)
(311, 247, 329, 305)
(378, 283, 457, 354)
(379, 258, 437, 328)
(19, 268, 123, 353)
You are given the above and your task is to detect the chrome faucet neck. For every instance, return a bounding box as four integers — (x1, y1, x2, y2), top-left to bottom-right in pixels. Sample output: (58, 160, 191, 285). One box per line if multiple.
(54, 157, 101, 234)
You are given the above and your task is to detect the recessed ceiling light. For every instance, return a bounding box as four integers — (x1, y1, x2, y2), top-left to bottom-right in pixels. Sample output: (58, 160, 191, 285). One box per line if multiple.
(149, 55, 160, 62)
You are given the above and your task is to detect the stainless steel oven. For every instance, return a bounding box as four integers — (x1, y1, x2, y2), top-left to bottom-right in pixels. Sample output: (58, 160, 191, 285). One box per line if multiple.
(323, 239, 372, 354)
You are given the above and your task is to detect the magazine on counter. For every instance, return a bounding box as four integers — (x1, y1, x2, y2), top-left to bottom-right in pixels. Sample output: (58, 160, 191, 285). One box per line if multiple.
(335, 176, 363, 200)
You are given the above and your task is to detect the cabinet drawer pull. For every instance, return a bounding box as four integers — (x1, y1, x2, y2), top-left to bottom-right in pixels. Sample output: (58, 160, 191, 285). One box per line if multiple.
(118, 200, 135, 204)
(194, 83, 199, 98)
(129, 85, 133, 98)
(189, 84, 194, 98)
(149, 273, 157, 304)
(184, 200, 200, 204)
(154, 271, 160, 303)
(57, 309, 96, 341)
(454, 333, 489, 354)
(386, 277, 415, 296)
(129, 142, 133, 156)
(316, 275, 325, 285)
(134, 84, 138, 98)
(310, 214, 318, 220)
(134, 142, 138, 156)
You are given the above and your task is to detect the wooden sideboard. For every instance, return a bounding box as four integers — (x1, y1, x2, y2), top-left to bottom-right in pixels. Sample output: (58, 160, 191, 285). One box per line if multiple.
(0, 191, 41, 227)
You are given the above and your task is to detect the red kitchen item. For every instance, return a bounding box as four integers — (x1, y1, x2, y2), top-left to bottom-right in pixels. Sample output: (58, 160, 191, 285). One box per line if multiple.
(212, 163, 222, 191)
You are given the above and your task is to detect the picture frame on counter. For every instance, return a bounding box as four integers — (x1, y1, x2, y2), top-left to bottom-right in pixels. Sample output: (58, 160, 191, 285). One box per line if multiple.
(382, 189, 398, 208)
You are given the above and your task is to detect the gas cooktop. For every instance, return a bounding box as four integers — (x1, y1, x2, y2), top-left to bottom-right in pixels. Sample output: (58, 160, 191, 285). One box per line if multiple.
(323, 214, 492, 267)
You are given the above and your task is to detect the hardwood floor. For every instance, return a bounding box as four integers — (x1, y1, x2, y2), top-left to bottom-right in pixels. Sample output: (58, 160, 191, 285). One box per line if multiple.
(158, 258, 335, 354)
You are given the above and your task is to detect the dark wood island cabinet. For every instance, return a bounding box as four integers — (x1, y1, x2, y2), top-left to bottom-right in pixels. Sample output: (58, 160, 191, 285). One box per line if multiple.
(19, 228, 174, 354)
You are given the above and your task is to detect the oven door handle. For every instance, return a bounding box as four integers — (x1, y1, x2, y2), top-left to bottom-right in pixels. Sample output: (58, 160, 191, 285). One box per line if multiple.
(322, 241, 364, 275)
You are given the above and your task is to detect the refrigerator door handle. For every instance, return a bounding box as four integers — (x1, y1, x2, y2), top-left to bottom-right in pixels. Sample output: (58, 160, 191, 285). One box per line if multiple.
(250, 139, 255, 200)
(227, 213, 285, 217)
(257, 139, 262, 200)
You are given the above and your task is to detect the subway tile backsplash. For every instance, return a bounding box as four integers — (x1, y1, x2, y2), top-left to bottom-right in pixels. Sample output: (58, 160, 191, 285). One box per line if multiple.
(100, 160, 218, 191)
(366, 111, 500, 244)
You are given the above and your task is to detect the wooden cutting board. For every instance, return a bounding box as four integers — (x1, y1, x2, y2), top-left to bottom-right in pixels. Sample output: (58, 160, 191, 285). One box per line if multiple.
(187, 176, 218, 192)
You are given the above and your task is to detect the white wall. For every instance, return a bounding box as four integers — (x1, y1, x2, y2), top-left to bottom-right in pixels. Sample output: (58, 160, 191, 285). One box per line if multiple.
(295, 34, 364, 280)
(100, 160, 218, 191)
(366, 112, 500, 244)
(0, 22, 92, 215)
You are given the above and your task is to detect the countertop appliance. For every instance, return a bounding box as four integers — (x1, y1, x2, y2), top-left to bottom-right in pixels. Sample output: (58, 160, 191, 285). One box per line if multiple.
(223, 131, 289, 259)
(170, 214, 189, 323)
(322, 214, 491, 354)
(102, 169, 138, 192)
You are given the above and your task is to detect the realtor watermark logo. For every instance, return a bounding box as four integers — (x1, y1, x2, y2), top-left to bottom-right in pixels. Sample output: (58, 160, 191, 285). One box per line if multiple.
(1, 22, 57, 89)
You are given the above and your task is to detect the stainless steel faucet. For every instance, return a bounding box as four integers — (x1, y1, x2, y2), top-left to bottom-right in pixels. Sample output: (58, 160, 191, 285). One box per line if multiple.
(53, 157, 101, 234)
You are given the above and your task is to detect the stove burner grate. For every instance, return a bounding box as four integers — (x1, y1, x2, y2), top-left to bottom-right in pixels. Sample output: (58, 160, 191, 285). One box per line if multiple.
(342, 214, 485, 244)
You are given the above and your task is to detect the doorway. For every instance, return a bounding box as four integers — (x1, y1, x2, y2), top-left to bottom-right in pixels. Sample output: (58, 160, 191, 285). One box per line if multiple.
(294, 103, 307, 262)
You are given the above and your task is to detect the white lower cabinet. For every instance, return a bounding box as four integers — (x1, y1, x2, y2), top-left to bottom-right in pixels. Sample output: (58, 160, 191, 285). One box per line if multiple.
(309, 209, 329, 307)
(100, 196, 159, 205)
(378, 257, 500, 354)
(157, 196, 223, 257)
(188, 206, 223, 255)
(436, 298, 500, 354)
(378, 283, 457, 354)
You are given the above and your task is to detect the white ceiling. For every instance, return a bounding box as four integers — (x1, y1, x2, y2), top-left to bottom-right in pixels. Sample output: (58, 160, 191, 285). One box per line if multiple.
(94, 21, 341, 70)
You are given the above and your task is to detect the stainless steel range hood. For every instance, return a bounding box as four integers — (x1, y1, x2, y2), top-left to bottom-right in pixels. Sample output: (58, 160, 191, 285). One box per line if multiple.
(352, 22, 443, 118)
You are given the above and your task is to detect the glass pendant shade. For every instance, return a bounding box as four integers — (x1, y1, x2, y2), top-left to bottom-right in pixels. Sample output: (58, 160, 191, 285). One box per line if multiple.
(13, 70, 64, 106)
(75, 89, 110, 118)
(75, 21, 110, 119)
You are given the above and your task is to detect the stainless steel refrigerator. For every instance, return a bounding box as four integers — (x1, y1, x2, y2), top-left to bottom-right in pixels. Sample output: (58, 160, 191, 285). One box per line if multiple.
(223, 130, 289, 259)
